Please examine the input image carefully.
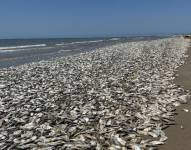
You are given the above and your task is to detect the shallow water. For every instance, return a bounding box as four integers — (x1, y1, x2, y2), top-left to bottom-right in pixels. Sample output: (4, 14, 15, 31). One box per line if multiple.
(0, 36, 164, 68)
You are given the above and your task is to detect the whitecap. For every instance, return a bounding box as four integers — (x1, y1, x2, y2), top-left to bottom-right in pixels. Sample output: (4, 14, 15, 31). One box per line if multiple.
(56, 40, 104, 46)
(0, 44, 46, 50)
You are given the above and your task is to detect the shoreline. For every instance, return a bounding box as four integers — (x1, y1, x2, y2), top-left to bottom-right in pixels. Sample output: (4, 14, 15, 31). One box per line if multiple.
(0, 37, 190, 149)
(0, 37, 165, 69)
(159, 39, 191, 150)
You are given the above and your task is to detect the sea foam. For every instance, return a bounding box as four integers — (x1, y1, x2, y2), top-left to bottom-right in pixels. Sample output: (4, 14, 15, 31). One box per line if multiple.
(56, 40, 103, 46)
(0, 44, 46, 50)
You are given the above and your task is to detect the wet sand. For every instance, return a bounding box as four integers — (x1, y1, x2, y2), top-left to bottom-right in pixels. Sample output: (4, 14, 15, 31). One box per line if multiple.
(159, 39, 191, 150)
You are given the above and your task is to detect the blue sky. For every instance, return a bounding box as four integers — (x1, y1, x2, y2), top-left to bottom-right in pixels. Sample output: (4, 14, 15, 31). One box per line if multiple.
(0, 0, 190, 38)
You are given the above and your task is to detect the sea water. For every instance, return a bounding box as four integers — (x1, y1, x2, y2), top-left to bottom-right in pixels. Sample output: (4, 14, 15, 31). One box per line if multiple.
(0, 36, 164, 68)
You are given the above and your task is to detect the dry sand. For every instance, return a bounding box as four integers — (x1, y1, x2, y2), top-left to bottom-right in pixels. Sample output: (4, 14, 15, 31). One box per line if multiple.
(159, 39, 191, 150)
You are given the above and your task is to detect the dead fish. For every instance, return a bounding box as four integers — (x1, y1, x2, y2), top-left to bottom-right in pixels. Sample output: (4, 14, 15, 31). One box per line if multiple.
(183, 109, 189, 112)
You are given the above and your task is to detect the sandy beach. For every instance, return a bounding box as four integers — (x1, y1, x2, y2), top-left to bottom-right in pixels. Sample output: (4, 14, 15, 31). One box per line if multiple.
(159, 38, 191, 150)
(0, 37, 190, 149)
(1, 0, 191, 149)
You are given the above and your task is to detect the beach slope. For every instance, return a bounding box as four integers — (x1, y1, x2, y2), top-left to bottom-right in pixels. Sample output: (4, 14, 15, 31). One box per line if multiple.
(160, 39, 191, 150)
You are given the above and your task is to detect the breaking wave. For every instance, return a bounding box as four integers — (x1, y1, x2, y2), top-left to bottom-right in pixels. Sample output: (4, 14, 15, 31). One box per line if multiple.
(109, 38, 120, 41)
(0, 44, 46, 50)
(56, 40, 104, 46)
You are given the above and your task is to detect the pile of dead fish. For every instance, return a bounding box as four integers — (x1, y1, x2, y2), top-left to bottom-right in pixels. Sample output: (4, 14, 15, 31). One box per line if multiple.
(0, 37, 190, 149)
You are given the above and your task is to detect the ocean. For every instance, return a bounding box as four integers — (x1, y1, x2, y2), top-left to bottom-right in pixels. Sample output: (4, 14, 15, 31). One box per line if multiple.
(0, 36, 164, 68)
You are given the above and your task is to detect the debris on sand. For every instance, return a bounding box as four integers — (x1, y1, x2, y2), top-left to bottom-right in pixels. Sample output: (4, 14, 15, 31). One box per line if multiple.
(0, 37, 190, 149)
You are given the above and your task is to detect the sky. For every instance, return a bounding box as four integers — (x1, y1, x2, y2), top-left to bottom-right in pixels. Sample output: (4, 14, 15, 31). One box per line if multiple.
(0, 0, 191, 38)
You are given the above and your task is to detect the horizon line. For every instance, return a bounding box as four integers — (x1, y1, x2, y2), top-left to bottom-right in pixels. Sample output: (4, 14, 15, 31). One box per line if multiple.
(0, 33, 185, 40)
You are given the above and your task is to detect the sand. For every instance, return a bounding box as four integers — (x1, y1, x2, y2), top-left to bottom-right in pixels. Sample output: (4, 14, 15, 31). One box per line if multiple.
(159, 39, 191, 150)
